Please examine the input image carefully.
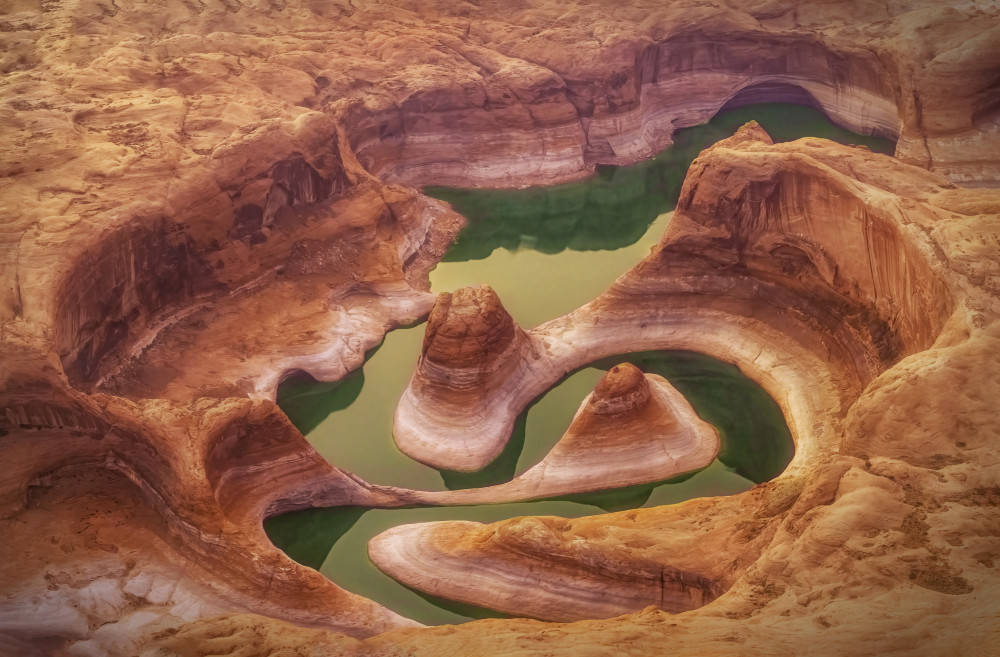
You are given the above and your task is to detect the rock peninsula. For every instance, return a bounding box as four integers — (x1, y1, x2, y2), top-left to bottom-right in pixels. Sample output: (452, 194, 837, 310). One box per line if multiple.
(1, 1, 998, 656)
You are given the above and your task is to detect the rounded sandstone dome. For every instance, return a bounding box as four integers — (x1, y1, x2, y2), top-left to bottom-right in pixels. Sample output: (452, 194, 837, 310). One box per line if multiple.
(587, 363, 652, 415)
(421, 285, 517, 367)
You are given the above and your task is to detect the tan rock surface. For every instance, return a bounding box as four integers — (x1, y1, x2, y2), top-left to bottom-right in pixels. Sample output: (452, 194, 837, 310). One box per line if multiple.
(368, 516, 728, 622)
(356, 125, 1000, 637)
(399, 363, 720, 505)
(394, 284, 536, 471)
(0, 0, 998, 655)
(517, 363, 720, 494)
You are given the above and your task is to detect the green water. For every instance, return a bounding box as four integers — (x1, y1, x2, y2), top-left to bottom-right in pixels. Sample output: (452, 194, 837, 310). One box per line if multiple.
(275, 208, 673, 492)
(267, 102, 890, 625)
(269, 347, 786, 624)
(429, 102, 894, 263)
(266, 458, 755, 625)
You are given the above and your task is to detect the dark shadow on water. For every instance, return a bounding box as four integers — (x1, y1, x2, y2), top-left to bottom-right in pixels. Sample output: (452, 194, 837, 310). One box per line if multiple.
(592, 351, 795, 485)
(275, 334, 394, 435)
(264, 506, 369, 571)
(438, 414, 528, 490)
(556, 469, 703, 512)
(407, 586, 512, 621)
(276, 370, 365, 436)
(559, 483, 655, 512)
(264, 344, 795, 623)
(440, 349, 794, 489)
(426, 102, 896, 263)
(265, 102, 835, 622)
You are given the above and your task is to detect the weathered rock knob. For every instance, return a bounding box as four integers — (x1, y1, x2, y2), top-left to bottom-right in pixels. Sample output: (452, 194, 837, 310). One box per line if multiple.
(395, 285, 532, 471)
(587, 363, 652, 415)
(421, 285, 517, 368)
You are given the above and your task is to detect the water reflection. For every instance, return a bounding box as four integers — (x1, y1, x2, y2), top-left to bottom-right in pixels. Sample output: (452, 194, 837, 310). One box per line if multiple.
(429, 102, 895, 262)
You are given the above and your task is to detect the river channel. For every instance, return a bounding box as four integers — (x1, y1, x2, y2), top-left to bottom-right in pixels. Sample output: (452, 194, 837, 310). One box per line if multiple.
(265, 103, 894, 625)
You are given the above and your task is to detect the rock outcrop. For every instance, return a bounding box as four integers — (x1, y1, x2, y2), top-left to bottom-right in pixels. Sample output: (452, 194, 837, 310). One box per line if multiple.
(361, 126, 1000, 636)
(402, 363, 720, 505)
(527, 362, 719, 494)
(368, 517, 727, 622)
(394, 285, 535, 471)
(0, 1, 998, 655)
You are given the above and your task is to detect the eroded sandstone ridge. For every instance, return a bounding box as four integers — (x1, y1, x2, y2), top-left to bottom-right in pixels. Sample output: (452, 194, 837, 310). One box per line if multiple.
(1, 0, 999, 656)
(363, 123, 1000, 631)
(513, 362, 720, 496)
(399, 362, 720, 505)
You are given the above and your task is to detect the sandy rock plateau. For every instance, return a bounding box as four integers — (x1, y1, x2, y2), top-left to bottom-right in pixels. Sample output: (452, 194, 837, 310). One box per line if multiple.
(1, 1, 999, 656)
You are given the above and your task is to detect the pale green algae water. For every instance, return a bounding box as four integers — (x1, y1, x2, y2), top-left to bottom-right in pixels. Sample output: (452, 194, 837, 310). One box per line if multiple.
(265, 103, 895, 625)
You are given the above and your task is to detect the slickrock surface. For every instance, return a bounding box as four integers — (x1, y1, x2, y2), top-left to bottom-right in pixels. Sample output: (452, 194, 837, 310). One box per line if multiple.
(361, 126, 1000, 643)
(1, 0, 998, 655)
(402, 363, 720, 505)
(369, 517, 727, 622)
(394, 285, 535, 471)
(514, 363, 719, 495)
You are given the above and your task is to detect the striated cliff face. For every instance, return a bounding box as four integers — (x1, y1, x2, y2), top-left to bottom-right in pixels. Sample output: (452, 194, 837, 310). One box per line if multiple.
(355, 125, 999, 636)
(1, 1, 998, 656)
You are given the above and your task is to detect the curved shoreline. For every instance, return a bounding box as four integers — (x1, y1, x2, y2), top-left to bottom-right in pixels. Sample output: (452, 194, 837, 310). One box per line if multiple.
(0, 2, 997, 653)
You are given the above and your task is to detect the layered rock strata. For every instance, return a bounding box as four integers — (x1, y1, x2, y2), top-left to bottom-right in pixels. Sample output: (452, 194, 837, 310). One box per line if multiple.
(394, 285, 535, 471)
(0, 1, 998, 655)
(369, 518, 727, 622)
(504, 363, 720, 497)
(405, 363, 720, 505)
(0, 393, 428, 654)
(358, 125, 1000, 632)
(397, 122, 955, 477)
(344, 4, 1000, 187)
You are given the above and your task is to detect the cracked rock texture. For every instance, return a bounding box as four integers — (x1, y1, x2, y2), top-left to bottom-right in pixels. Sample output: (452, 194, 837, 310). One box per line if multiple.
(1, 0, 998, 656)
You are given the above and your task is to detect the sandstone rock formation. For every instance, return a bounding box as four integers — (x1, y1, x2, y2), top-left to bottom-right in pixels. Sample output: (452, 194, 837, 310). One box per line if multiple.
(363, 124, 1000, 639)
(393, 285, 535, 471)
(1, 0, 998, 656)
(368, 516, 727, 622)
(511, 362, 720, 497)
(401, 362, 720, 506)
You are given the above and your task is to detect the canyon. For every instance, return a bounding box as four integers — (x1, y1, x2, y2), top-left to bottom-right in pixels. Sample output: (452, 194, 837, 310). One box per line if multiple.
(1, 1, 999, 656)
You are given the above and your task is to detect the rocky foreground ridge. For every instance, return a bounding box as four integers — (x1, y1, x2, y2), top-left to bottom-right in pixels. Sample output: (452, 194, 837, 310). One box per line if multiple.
(1, 1, 999, 656)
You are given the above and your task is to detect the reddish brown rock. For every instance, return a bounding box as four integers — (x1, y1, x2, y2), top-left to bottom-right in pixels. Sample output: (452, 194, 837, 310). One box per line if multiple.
(403, 363, 719, 507)
(585, 362, 652, 415)
(394, 285, 536, 471)
(361, 127, 1000, 650)
(421, 285, 519, 369)
(0, 1, 997, 655)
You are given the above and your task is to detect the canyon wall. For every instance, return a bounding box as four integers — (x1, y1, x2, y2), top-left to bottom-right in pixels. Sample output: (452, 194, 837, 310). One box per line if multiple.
(0, 1, 998, 656)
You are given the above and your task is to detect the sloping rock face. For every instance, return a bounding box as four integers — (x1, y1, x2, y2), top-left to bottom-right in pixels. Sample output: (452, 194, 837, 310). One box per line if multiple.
(354, 126, 1000, 642)
(503, 363, 719, 495)
(0, 1, 998, 656)
(394, 285, 535, 471)
(401, 362, 719, 505)
(369, 517, 728, 622)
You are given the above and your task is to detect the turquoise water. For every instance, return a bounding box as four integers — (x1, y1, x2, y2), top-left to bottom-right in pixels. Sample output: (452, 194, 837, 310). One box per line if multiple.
(266, 102, 890, 625)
